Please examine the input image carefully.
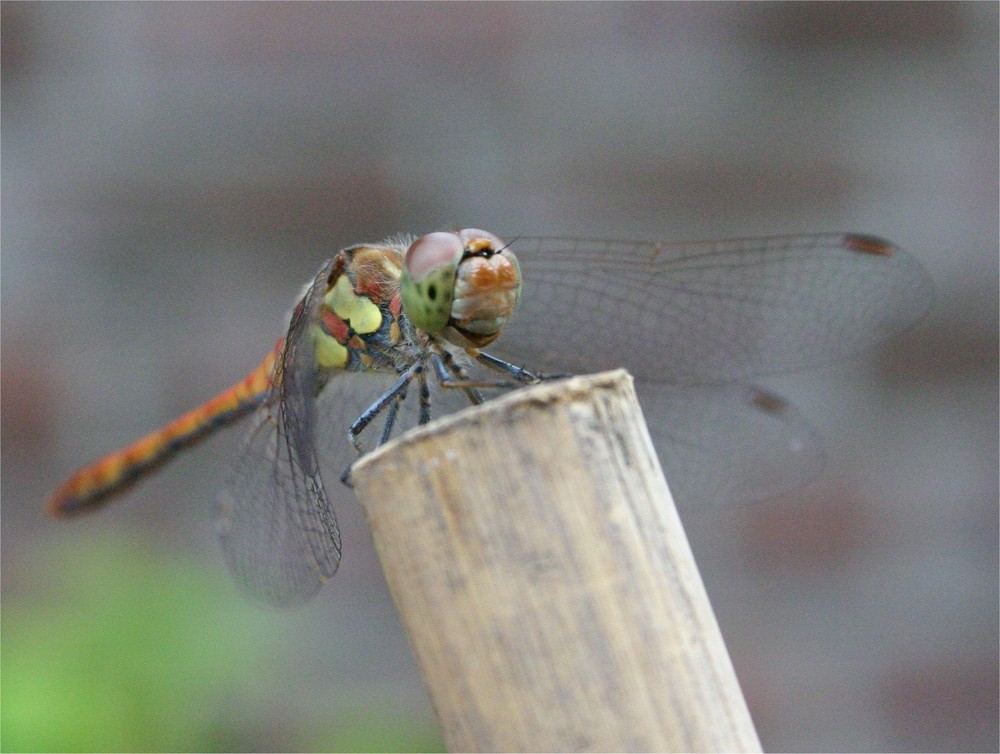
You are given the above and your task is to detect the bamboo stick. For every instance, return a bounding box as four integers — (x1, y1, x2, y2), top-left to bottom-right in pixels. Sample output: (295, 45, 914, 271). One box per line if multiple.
(350, 369, 761, 752)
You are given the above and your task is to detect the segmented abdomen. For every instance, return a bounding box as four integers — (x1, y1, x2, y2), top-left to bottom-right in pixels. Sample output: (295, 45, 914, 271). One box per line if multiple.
(46, 342, 281, 517)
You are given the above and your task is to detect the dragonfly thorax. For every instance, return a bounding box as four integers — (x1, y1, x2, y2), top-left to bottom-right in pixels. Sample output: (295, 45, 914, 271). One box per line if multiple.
(401, 229, 522, 348)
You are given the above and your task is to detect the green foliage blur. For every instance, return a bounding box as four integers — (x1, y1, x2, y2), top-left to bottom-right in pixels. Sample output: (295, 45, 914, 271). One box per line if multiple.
(1, 534, 444, 752)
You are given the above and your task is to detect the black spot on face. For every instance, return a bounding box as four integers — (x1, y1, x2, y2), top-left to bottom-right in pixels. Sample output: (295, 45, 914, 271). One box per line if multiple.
(427, 284, 437, 301)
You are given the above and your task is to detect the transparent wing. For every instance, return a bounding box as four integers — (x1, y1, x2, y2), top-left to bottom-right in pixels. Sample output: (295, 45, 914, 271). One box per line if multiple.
(320, 362, 825, 513)
(214, 275, 480, 607)
(213, 233, 935, 603)
(215, 261, 343, 608)
(494, 234, 933, 385)
(487, 233, 931, 509)
(637, 382, 824, 512)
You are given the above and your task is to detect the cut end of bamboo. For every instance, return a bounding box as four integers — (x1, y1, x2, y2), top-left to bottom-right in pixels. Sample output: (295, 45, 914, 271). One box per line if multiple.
(352, 369, 760, 753)
(352, 368, 635, 479)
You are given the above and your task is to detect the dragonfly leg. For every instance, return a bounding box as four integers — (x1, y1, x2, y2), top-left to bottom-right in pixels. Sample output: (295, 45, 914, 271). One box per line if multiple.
(475, 351, 572, 383)
(376, 392, 404, 447)
(418, 366, 432, 424)
(341, 362, 423, 487)
(348, 361, 422, 454)
(431, 350, 486, 404)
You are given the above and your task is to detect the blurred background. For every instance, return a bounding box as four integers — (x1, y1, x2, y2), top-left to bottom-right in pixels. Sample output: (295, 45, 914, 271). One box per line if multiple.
(2, 3, 996, 751)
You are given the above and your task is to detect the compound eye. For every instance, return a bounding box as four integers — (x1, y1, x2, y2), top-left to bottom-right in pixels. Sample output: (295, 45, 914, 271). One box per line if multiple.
(404, 232, 464, 281)
(401, 232, 463, 334)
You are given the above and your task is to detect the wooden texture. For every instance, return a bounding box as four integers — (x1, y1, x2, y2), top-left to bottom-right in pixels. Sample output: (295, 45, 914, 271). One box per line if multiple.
(351, 370, 761, 753)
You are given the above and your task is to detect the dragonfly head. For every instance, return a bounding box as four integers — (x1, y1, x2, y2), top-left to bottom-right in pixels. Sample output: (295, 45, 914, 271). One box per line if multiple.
(401, 229, 521, 348)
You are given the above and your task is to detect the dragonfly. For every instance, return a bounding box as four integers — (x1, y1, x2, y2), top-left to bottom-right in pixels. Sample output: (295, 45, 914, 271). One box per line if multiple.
(47, 229, 933, 607)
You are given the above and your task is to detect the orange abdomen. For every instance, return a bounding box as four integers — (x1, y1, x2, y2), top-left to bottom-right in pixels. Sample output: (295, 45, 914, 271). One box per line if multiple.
(46, 342, 281, 517)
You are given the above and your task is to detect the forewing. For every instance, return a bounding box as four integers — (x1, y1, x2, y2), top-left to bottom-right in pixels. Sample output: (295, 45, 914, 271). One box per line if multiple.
(215, 262, 342, 608)
(494, 234, 933, 384)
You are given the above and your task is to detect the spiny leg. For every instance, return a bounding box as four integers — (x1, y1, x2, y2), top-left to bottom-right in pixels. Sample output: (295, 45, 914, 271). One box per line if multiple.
(376, 391, 405, 447)
(475, 350, 571, 383)
(348, 361, 422, 454)
(341, 362, 422, 487)
(418, 365, 432, 424)
(430, 346, 567, 404)
(431, 350, 486, 404)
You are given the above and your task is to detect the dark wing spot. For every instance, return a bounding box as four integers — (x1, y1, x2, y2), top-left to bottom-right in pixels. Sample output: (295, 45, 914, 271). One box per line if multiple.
(844, 234, 896, 256)
(752, 389, 788, 415)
